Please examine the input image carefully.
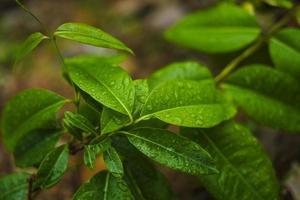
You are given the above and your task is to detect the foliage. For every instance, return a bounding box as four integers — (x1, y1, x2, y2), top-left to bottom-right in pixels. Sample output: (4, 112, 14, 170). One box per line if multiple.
(1, 0, 300, 199)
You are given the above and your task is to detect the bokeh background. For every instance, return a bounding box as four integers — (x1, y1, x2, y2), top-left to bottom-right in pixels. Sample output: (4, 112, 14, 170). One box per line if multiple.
(1, 0, 300, 199)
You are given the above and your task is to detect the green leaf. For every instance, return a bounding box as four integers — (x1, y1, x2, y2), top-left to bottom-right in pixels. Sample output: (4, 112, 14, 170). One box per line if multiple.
(140, 80, 236, 128)
(64, 111, 97, 136)
(103, 146, 124, 177)
(123, 127, 218, 175)
(101, 107, 130, 134)
(84, 137, 112, 169)
(113, 136, 175, 200)
(182, 121, 279, 200)
(66, 56, 135, 119)
(34, 145, 69, 189)
(223, 64, 300, 132)
(78, 103, 101, 126)
(54, 23, 133, 54)
(263, 0, 292, 8)
(269, 28, 300, 79)
(0, 172, 30, 200)
(1, 89, 68, 150)
(147, 61, 212, 90)
(133, 79, 149, 117)
(73, 171, 133, 200)
(165, 3, 260, 53)
(15, 32, 48, 63)
(14, 129, 61, 168)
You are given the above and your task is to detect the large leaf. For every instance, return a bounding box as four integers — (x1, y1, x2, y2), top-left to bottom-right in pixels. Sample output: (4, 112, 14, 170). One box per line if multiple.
(165, 3, 260, 53)
(1, 89, 67, 150)
(123, 127, 217, 175)
(54, 23, 133, 54)
(103, 146, 124, 177)
(147, 61, 212, 90)
(15, 32, 48, 63)
(182, 121, 279, 200)
(14, 129, 61, 168)
(269, 28, 300, 79)
(34, 145, 69, 189)
(0, 172, 30, 200)
(223, 64, 300, 132)
(101, 107, 130, 134)
(73, 171, 133, 200)
(139, 80, 236, 128)
(113, 135, 175, 200)
(66, 56, 135, 119)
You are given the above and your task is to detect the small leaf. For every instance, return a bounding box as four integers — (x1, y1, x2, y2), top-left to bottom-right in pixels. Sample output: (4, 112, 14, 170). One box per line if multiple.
(15, 32, 48, 63)
(0, 172, 30, 200)
(84, 137, 112, 169)
(223, 64, 300, 132)
(64, 111, 97, 136)
(103, 146, 124, 177)
(182, 121, 279, 200)
(101, 107, 130, 134)
(73, 171, 133, 200)
(14, 129, 61, 168)
(147, 61, 212, 90)
(165, 3, 260, 53)
(269, 28, 300, 79)
(78, 103, 101, 126)
(123, 127, 218, 175)
(54, 23, 133, 54)
(66, 56, 135, 118)
(34, 145, 69, 189)
(1, 89, 68, 150)
(140, 80, 236, 128)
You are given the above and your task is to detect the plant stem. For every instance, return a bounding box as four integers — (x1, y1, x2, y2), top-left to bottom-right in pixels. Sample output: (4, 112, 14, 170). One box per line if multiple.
(214, 5, 300, 83)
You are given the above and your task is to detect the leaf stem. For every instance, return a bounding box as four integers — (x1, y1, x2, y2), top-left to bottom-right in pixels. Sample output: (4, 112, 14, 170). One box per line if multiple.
(214, 5, 300, 83)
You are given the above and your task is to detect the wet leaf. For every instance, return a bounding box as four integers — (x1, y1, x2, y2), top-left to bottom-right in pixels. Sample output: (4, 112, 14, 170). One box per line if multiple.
(1, 89, 68, 150)
(66, 56, 135, 118)
(101, 107, 130, 134)
(0, 172, 30, 200)
(34, 145, 69, 189)
(182, 121, 279, 200)
(140, 80, 236, 128)
(165, 3, 260, 53)
(124, 127, 218, 175)
(14, 129, 61, 168)
(103, 146, 124, 177)
(15, 32, 48, 63)
(148, 61, 212, 90)
(269, 28, 300, 79)
(223, 64, 300, 132)
(73, 171, 133, 200)
(133, 79, 149, 117)
(55, 23, 133, 54)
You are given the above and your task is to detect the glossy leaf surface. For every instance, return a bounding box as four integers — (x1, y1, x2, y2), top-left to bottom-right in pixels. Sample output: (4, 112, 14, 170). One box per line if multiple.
(140, 80, 236, 128)
(101, 107, 130, 134)
(35, 145, 69, 189)
(182, 121, 279, 200)
(1, 89, 67, 150)
(66, 56, 135, 117)
(73, 171, 133, 200)
(223, 64, 300, 132)
(103, 146, 124, 177)
(125, 127, 217, 175)
(165, 3, 260, 53)
(147, 61, 212, 90)
(55, 23, 133, 54)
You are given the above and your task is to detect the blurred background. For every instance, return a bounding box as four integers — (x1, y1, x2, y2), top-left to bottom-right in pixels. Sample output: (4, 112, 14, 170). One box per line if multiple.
(1, 0, 300, 199)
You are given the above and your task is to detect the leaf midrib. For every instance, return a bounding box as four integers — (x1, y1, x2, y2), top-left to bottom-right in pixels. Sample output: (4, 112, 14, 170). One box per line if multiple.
(124, 130, 212, 170)
(73, 65, 133, 119)
(200, 130, 264, 200)
(171, 27, 259, 33)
